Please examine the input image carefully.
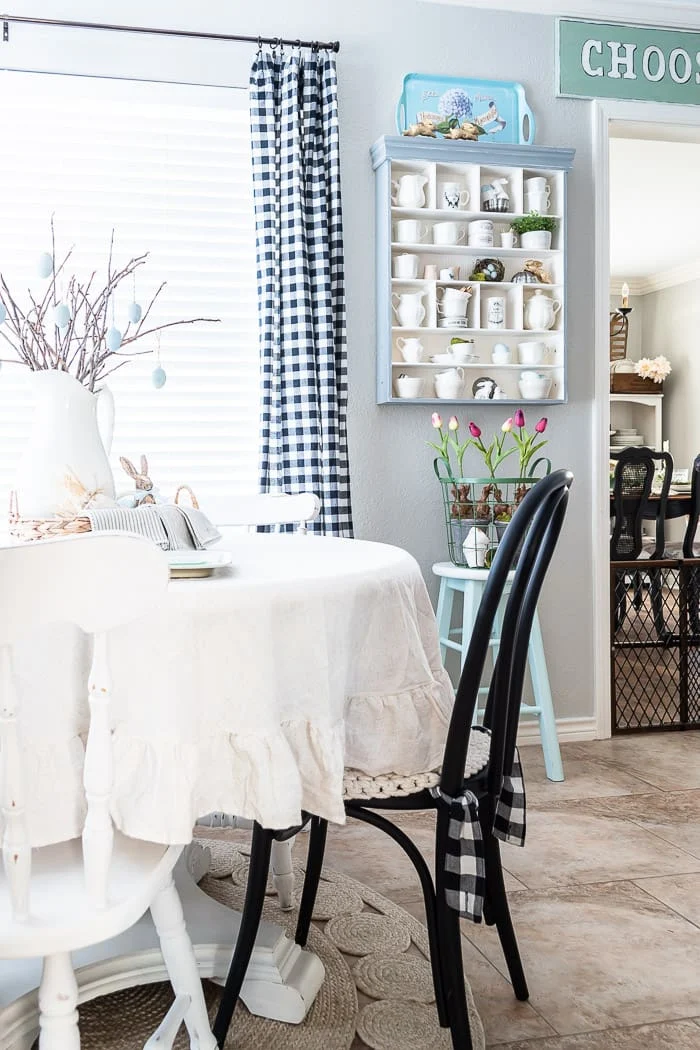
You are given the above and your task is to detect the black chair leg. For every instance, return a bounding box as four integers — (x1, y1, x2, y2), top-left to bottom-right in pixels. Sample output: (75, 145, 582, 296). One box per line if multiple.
(649, 569, 670, 642)
(213, 823, 274, 1048)
(484, 835, 528, 1001)
(295, 815, 328, 947)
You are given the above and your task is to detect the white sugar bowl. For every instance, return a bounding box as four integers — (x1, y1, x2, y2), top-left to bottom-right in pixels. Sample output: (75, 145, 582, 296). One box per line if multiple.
(518, 370, 552, 399)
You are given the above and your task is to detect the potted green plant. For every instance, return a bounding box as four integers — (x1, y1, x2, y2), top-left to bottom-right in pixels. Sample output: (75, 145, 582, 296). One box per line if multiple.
(510, 211, 558, 251)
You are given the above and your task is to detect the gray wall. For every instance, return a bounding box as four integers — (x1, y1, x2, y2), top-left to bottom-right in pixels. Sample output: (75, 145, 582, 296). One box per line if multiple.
(21, 0, 598, 722)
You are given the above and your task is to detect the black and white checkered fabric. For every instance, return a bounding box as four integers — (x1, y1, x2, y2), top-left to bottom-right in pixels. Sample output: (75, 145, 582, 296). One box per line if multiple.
(249, 49, 353, 537)
(430, 727, 526, 923)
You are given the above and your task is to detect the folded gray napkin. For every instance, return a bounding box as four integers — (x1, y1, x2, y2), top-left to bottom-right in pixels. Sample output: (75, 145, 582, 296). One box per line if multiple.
(84, 504, 221, 551)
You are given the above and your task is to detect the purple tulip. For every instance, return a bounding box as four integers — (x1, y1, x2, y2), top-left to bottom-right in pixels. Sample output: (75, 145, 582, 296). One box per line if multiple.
(513, 409, 525, 428)
(535, 417, 548, 434)
(468, 421, 481, 438)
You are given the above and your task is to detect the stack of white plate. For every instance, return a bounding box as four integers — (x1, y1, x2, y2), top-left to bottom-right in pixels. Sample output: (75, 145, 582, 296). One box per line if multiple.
(610, 427, 645, 453)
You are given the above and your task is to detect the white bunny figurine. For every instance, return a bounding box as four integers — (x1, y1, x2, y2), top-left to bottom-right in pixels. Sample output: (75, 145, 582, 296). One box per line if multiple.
(116, 455, 163, 507)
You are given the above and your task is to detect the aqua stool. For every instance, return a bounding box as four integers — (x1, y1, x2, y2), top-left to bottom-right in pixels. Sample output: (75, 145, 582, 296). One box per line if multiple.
(433, 561, 564, 782)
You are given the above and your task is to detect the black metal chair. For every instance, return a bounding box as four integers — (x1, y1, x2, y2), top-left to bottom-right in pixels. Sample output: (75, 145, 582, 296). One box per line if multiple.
(610, 447, 673, 637)
(211, 469, 573, 1050)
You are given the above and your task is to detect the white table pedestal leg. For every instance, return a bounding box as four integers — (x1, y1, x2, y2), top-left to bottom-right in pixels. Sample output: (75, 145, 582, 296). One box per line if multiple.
(0, 848, 325, 1050)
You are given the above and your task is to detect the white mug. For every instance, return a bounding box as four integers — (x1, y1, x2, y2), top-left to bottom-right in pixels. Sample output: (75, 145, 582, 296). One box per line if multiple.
(500, 231, 517, 248)
(396, 336, 424, 363)
(393, 253, 419, 279)
(468, 233, 494, 248)
(395, 375, 424, 398)
(433, 222, 466, 246)
(517, 340, 548, 366)
(469, 219, 494, 235)
(485, 296, 506, 330)
(439, 181, 470, 210)
(524, 177, 550, 196)
(525, 192, 550, 214)
(395, 219, 428, 243)
(440, 266, 459, 281)
(437, 287, 470, 319)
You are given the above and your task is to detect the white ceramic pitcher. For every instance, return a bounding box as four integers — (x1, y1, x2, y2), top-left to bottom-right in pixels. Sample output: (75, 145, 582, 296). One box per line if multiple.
(524, 290, 561, 331)
(15, 369, 116, 517)
(392, 291, 426, 328)
(391, 173, 428, 208)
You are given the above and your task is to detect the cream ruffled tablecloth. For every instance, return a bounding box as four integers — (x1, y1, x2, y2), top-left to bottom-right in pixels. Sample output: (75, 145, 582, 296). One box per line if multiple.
(14, 534, 454, 848)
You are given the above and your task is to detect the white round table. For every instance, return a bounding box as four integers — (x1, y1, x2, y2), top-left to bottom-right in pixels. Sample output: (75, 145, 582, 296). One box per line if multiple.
(2, 533, 454, 1044)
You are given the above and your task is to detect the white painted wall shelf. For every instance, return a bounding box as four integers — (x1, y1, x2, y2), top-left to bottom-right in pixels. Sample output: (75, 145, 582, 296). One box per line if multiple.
(372, 136, 575, 405)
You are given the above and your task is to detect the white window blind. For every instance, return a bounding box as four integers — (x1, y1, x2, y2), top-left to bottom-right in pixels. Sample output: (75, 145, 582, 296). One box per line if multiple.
(0, 71, 259, 524)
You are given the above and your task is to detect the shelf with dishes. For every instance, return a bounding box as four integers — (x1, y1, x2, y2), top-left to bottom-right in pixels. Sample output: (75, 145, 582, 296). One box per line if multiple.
(372, 137, 575, 403)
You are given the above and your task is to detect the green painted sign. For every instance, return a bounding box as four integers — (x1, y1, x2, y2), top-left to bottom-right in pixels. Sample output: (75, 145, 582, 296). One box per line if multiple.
(558, 18, 700, 104)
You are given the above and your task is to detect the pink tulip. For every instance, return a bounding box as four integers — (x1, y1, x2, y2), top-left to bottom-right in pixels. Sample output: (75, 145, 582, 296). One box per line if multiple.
(501, 417, 513, 433)
(448, 416, 459, 431)
(431, 412, 443, 429)
(468, 421, 481, 438)
(535, 417, 548, 434)
(513, 409, 525, 428)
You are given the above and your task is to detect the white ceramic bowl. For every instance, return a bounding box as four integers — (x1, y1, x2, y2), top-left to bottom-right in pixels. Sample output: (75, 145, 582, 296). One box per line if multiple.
(518, 372, 552, 399)
(394, 376, 424, 398)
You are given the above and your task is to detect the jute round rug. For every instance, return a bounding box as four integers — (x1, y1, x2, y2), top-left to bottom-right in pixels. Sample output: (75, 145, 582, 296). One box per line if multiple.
(74, 836, 485, 1050)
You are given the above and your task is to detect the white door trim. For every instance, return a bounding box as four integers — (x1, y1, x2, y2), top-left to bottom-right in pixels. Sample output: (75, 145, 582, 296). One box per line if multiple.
(592, 97, 700, 739)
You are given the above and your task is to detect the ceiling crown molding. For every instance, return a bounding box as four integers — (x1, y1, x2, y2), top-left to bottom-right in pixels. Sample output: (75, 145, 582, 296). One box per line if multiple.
(420, 0, 700, 30)
(611, 259, 700, 297)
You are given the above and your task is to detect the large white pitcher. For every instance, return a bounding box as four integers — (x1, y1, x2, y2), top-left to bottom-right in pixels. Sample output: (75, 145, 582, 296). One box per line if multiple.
(15, 369, 116, 517)
(392, 291, 426, 328)
(391, 173, 428, 208)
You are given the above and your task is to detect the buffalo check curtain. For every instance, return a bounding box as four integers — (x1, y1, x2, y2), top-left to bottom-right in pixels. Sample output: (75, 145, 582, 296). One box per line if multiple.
(249, 49, 353, 536)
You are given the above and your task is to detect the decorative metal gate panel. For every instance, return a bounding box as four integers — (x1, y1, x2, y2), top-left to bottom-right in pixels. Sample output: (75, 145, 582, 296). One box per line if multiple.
(611, 560, 700, 733)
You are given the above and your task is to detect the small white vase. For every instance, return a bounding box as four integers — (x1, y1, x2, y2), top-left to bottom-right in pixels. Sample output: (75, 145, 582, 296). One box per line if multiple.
(16, 369, 116, 517)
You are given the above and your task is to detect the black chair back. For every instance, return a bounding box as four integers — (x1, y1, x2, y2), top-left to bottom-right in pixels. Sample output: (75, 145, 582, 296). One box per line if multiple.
(683, 454, 700, 557)
(440, 470, 573, 811)
(610, 447, 672, 560)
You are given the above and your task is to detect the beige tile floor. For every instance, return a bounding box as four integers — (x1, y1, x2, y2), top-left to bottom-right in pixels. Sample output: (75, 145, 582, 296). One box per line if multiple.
(321, 733, 700, 1048)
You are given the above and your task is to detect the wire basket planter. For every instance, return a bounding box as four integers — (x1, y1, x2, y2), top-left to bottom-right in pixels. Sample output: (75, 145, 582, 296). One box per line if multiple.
(434, 462, 543, 568)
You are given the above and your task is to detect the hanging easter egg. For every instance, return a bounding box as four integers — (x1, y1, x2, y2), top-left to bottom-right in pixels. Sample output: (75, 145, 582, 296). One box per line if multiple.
(127, 301, 142, 323)
(53, 303, 71, 329)
(106, 326, 122, 351)
(151, 366, 167, 389)
(0, 303, 7, 325)
(36, 252, 54, 279)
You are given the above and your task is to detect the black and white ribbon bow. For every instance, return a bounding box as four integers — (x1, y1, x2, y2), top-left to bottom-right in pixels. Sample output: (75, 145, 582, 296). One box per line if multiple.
(430, 728, 526, 923)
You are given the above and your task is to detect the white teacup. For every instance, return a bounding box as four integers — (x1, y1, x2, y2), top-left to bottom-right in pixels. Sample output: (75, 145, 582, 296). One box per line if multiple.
(393, 253, 420, 279)
(395, 219, 428, 244)
(448, 340, 475, 363)
(439, 266, 459, 281)
(437, 287, 470, 319)
(439, 181, 470, 210)
(395, 375, 424, 398)
(500, 231, 517, 248)
(524, 177, 550, 196)
(433, 222, 466, 246)
(396, 336, 424, 363)
(517, 340, 547, 366)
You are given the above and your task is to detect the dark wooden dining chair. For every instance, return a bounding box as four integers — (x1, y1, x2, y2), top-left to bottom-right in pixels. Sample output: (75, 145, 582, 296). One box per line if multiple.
(665, 454, 700, 635)
(212, 469, 573, 1050)
(610, 447, 673, 636)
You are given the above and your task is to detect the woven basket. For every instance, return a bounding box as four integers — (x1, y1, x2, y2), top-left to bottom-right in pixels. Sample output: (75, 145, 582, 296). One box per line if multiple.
(8, 485, 199, 543)
(610, 373, 663, 394)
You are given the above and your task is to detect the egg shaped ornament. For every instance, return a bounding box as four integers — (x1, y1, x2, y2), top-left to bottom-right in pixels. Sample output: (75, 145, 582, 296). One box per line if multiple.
(127, 301, 142, 324)
(53, 303, 71, 329)
(0, 302, 7, 325)
(36, 252, 54, 279)
(106, 326, 122, 351)
(151, 366, 167, 389)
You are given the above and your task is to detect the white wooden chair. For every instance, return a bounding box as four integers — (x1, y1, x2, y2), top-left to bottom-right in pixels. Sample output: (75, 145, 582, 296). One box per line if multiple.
(201, 490, 321, 910)
(0, 533, 216, 1050)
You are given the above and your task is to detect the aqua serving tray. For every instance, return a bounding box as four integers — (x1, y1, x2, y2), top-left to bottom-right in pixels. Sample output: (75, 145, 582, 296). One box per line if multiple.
(396, 74, 535, 145)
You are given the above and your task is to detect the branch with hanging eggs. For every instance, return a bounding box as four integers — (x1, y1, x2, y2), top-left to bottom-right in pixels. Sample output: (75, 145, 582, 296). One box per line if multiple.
(0, 226, 220, 389)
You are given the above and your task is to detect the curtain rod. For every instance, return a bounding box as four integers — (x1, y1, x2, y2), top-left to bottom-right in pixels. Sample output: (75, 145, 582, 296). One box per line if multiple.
(0, 14, 340, 52)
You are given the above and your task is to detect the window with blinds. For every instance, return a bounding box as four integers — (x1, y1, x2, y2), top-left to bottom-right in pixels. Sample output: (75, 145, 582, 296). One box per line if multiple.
(0, 71, 259, 524)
